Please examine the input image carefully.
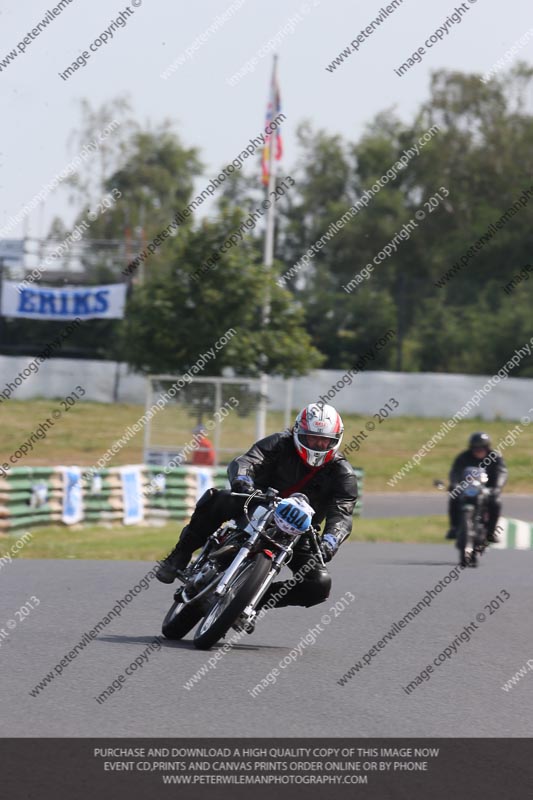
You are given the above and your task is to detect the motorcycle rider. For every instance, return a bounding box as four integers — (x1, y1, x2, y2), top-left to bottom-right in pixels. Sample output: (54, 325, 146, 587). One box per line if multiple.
(156, 403, 358, 611)
(446, 432, 507, 542)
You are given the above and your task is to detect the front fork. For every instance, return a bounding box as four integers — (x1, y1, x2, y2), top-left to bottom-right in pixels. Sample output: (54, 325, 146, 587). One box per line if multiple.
(309, 528, 326, 568)
(242, 552, 285, 620)
(213, 543, 255, 597)
(242, 528, 325, 622)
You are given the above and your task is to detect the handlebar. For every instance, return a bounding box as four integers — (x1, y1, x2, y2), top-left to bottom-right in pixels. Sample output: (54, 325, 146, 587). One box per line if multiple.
(230, 488, 279, 502)
(230, 488, 280, 527)
(230, 488, 321, 537)
(433, 479, 498, 496)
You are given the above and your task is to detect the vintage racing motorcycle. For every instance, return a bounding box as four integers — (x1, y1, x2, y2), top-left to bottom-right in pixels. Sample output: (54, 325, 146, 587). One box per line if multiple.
(435, 466, 493, 567)
(161, 489, 322, 649)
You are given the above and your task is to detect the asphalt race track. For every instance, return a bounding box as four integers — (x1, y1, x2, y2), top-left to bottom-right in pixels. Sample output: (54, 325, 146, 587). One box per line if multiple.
(361, 492, 533, 520)
(2, 543, 532, 737)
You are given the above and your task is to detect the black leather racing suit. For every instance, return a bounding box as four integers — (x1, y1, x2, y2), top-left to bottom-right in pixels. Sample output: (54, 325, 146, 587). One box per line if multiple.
(175, 430, 358, 608)
(448, 449, 508, 537)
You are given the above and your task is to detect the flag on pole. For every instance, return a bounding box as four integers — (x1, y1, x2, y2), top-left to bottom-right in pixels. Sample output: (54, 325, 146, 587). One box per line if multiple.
(262, 57, 283, 186)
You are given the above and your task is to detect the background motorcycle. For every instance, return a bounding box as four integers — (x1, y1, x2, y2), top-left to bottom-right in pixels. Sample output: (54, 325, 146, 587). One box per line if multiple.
(435, 467, 491, 567)
(161, 488, 322, 649)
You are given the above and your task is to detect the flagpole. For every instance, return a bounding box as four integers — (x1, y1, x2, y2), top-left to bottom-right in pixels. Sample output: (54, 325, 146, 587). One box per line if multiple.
(256, 55, 278, 441)
(263, 53, 278, 305)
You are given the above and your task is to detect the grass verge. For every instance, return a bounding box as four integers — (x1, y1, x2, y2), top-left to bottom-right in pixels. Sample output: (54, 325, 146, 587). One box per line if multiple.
(3, 516, 449, 560)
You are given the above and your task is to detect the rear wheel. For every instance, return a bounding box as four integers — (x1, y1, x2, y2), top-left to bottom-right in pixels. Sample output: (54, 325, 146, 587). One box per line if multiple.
(162, 593, 204, 640)
(193, 553, 272, 650)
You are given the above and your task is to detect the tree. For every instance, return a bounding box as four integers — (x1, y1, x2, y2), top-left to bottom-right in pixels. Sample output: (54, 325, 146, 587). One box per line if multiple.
(120, 210, 323, 376)
(271, 66, 533, 375)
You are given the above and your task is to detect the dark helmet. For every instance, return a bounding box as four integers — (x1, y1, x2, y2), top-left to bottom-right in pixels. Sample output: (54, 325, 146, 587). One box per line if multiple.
(469, 432, 491, 451)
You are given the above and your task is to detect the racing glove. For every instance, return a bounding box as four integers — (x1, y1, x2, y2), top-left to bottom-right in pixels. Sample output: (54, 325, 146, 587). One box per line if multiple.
(320, 533, 339, 562)
(231, 475, 255, 494)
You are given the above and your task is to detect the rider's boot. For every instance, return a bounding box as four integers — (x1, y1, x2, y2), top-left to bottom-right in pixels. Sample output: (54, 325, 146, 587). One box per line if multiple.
(156, 525, 199, 583)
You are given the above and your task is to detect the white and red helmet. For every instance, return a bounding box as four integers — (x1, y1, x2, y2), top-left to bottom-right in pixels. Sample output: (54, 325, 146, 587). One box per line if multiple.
(293, 403, 344, 467)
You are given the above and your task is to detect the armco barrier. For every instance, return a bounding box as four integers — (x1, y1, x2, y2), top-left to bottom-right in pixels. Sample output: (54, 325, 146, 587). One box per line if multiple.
(0, 466, 364, 532)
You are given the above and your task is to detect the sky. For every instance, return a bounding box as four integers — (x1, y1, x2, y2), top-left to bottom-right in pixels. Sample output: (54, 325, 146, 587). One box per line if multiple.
(1, 0, 532, 241)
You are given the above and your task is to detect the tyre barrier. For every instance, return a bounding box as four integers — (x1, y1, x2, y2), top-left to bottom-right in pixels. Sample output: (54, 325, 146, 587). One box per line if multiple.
(493, 517, 533, 549)
(0, 465, 364, 532)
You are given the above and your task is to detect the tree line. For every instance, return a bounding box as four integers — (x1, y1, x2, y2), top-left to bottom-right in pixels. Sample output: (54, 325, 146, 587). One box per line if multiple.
(5, 65, 533, 379)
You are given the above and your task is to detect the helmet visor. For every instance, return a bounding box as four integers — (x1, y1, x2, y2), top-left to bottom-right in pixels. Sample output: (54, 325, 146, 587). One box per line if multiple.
(298, 433, 340, 452)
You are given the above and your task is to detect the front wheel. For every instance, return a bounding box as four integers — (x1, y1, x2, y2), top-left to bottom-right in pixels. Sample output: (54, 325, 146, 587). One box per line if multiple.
(193, 553, 272, 650)
(474, 511, 489, 553)
(457, 506, 475, 567)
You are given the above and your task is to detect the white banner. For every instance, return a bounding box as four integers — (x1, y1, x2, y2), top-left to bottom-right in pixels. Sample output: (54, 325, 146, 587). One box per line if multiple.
(62, 467, 84, 525)
(1, 281, 127, 320)
(121, 466, 144, 525)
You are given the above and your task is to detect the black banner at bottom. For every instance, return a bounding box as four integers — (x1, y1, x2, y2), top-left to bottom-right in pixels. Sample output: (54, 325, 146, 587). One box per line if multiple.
(3, 738, 532, 799)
